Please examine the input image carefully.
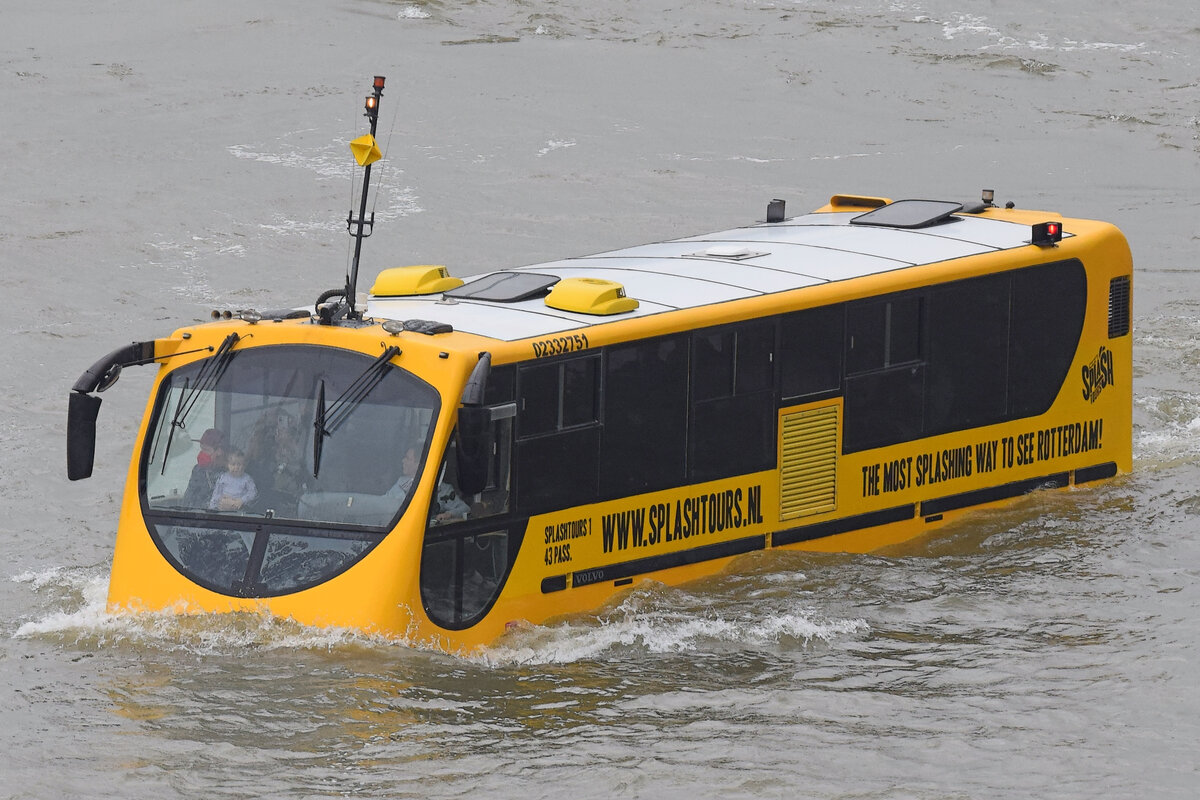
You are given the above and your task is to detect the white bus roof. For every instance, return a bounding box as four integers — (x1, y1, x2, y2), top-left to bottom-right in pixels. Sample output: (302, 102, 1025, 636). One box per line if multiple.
(365, 210, 1056, 342)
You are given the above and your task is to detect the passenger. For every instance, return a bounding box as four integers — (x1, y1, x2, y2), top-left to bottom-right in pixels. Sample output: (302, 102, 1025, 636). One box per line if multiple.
(196, 427, 225, 469)
(183, 428, 226, 508)
(386, 447, 422, 499)
(248, 410, 303, 511)
(432, 448, 470, 523)
(431, 480, 470, 524)
(209, 448, 258, 512)
(386, 446, 470, 523)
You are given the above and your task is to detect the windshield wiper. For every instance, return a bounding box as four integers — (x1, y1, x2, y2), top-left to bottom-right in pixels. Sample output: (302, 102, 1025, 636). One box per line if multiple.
(312, 379, 327, 479)
(311, 345, 400, 478)
(159, 332, 240, 473)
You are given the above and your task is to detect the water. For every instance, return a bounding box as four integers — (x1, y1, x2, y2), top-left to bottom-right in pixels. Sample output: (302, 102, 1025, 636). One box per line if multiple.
(3, 0, 1199, 796)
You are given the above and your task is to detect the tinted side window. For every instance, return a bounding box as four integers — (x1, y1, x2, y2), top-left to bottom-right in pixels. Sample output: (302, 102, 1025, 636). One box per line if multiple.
(843, 365, 925, 452)
(515, 354, 601, 513)
(484, 364, 516, 405)
(517, 428, 600, 511)
(846, 295, 921, 373)
(1009, 260, 1086, 417)
(925, 274, 1010, 434)
(888, 295, 922, 365)
(845, 302, 886, 373)
(690, 393, 775, 481)
(736, 323, 775, 394)
(601, 335, 688, 497)
(780, 305, 844, 400)
(689, 321, 776, 482)
(843, 293, 926, 453)
(518, 362, 559, 437)
(517, 355, 600, 437)
(561, 358, 599, 428)
(420, 527, 514, 630)
(692, 329, 734, 402)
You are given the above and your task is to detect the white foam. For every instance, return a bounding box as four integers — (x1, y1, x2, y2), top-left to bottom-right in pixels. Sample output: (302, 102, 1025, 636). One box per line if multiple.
(537, 139, 577, 157)
(807, 151, 884, 161)
(13, 566, 864, 664)
(1133, 392, 1200, 463)
(397, 5, 430, 20)
(255, 215, 341, 236)
(11, 566, 397, 655)
(13, 569, 114, 638)
(227, 136, 349, 180)
(936, 10, 1143, 54)
(478, 605, 868, 666)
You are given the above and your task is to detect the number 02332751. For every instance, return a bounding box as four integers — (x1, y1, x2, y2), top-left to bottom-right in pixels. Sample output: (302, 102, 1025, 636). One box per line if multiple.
(531, 333, 589, 359)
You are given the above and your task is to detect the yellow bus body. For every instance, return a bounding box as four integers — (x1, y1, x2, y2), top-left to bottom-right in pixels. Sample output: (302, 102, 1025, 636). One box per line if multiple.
(101, 199, 1132, 653)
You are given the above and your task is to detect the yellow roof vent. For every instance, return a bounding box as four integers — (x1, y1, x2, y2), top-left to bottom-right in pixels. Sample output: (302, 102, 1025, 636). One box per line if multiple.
(370, 265, 464, 297)
(545, 277, 639, 316)
(821, 194, 892, 212)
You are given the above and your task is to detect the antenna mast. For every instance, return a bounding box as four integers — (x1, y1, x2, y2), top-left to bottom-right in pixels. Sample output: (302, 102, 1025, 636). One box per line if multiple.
(345, 75, 386, 320)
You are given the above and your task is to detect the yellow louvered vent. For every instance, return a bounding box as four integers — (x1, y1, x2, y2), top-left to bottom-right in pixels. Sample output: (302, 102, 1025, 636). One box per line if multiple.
(780, 405, 839, 520)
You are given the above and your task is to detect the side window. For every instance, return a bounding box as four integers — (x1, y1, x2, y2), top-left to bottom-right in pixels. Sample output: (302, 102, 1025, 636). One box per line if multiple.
(515, 354, 601, 512)
(843, 292, 925, 453)
(1008, 260, 1086, 418)
(845, 301, 886, 374)
(779, 305, 844, 400)
(601, 335, 688, 497)
(517, 356, 599, 437)
(430, 423, 512, 526)
(924, 273, 1010, 434)
(843, 366, 925, 451)
(484, 364, 515, 406)
(846, 294, 921, 374)
(562, 358, 598, 428)
(420, 528, 512, 629)
(517, 362, 559, 437)
(688, 321, 776, 482)
(692, 330, 734, 402)
(736, 323, 775, 394)
(472, 363, 514, 519)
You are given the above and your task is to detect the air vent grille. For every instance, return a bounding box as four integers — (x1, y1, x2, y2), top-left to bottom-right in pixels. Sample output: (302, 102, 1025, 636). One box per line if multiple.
(1108, 276, 1131, 338)
(780, 405, 839, 521)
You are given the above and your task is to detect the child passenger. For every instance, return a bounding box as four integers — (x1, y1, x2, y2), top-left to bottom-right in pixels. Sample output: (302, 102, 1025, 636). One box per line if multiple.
(209, 448, 258, 512)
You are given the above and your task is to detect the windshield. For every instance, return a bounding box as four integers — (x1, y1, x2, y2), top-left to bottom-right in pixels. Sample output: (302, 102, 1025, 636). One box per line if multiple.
(140, 344, 441, 596)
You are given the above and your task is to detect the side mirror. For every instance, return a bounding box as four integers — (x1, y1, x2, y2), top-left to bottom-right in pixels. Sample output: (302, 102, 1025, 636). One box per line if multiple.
(96, 362, 122, 392)
(66, 340, 159, 481)
(67, 392, 103, 481)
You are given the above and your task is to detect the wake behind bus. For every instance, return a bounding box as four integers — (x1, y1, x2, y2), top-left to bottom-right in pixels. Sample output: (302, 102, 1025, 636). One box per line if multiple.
(67, 77, 1132, 653)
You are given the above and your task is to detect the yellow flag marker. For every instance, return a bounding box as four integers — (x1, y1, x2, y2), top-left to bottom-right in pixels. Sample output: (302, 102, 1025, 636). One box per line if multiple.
(350, 134, 382, 167)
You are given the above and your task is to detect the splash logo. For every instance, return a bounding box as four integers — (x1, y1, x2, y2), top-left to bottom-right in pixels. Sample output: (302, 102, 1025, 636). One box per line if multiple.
(1082, 346, 1114, 403)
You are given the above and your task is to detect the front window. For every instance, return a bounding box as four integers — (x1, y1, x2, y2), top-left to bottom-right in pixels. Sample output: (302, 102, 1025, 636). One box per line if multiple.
(141, 344, 440, 596)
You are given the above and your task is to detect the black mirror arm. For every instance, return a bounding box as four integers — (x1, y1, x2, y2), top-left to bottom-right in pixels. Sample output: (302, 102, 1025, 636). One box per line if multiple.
(72, 341, 157, 394)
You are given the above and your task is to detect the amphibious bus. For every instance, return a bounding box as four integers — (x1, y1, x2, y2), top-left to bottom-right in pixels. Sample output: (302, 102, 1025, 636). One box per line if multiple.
(67, 78, 1132, 653)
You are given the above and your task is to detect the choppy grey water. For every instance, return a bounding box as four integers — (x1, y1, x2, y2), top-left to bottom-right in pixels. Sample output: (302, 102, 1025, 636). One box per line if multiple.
(2, 1, 1199, 797)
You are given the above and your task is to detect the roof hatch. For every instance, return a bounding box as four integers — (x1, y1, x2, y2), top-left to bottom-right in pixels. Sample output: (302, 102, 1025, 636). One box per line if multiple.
(445, 272, 560, 303)
(850, 199, 963, 229)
